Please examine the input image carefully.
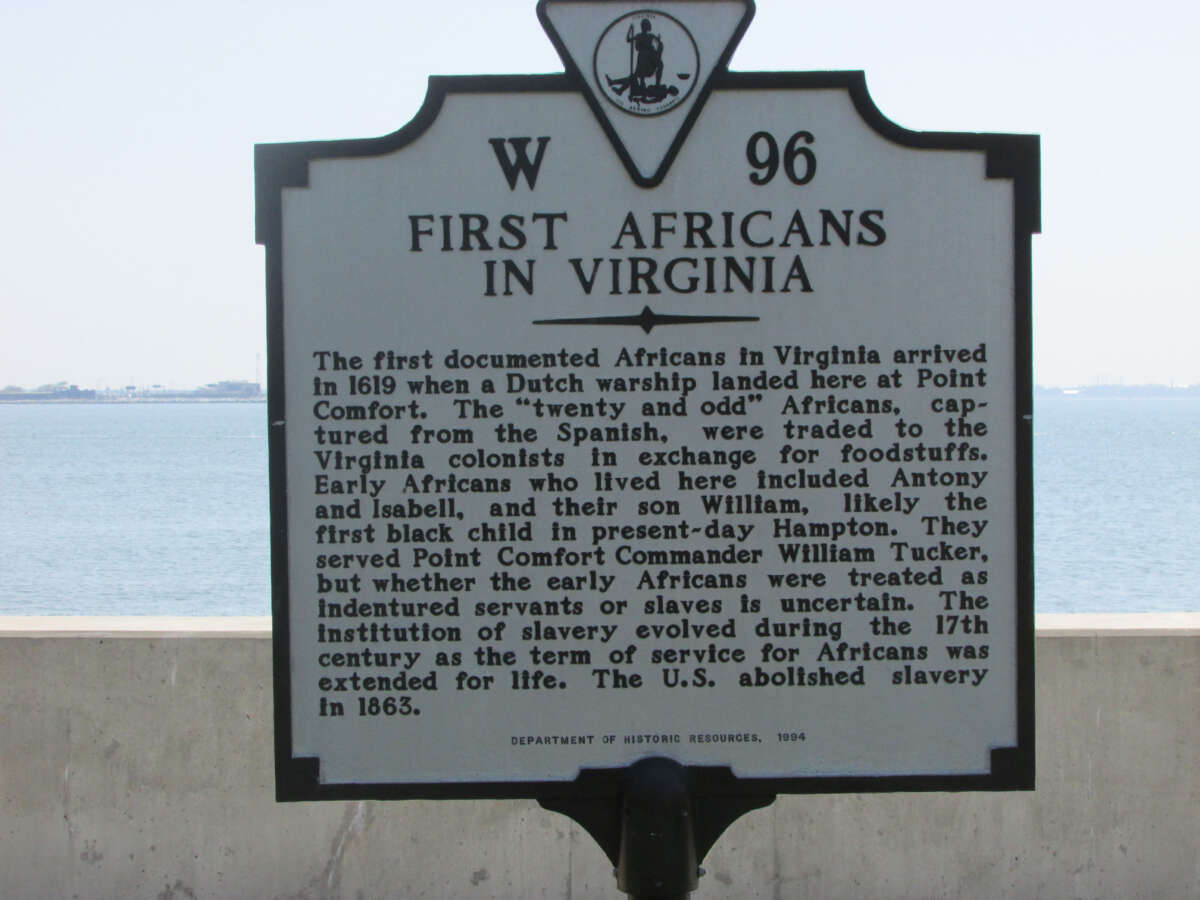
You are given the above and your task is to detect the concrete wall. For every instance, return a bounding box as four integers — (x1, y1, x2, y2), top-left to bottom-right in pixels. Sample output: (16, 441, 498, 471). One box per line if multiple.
(1, 614, 1196, 899)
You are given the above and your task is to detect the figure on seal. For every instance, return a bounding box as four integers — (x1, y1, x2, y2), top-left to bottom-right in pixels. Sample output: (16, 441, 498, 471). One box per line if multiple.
(606, 18, 677, 104)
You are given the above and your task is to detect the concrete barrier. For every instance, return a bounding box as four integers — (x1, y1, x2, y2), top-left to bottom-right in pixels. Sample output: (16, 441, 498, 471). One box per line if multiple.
(1, 614, 1196, 898)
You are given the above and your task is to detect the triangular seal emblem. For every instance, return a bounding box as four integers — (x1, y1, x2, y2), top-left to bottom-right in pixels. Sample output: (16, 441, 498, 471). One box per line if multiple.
(538, 0, 755, 187)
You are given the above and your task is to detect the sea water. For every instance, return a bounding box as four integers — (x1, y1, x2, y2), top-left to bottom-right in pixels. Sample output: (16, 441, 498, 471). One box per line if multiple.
(1034, 394, 1200, 613)
(0, 403, 268, 616)
(0, 397, 1197, 615)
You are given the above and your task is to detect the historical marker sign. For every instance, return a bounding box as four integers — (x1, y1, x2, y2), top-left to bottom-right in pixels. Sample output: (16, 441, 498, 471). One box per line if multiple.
(257, 0, 1037, 802)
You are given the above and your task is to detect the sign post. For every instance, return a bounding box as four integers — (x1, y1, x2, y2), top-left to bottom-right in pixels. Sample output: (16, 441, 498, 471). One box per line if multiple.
(257, 1, 1037, 892)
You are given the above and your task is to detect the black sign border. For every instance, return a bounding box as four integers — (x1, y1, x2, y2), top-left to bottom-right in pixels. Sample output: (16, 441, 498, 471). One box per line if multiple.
(256, 69, 1038, 803)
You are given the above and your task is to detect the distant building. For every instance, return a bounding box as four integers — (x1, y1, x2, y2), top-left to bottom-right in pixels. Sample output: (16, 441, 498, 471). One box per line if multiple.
(194, 380, 263, 398)
(0, 384, 96, 402)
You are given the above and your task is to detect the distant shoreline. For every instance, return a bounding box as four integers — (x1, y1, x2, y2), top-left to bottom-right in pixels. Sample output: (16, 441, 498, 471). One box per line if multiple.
(0, 397, 266, 405)
(1036, 385, 1200, 398)
(4, 385, 1197, 403)
(0, 380, 263, 404)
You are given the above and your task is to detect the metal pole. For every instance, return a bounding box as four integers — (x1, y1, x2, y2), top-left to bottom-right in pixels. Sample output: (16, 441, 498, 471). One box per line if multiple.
(539, 763, 774, 899)
(617, 757, 698, 900)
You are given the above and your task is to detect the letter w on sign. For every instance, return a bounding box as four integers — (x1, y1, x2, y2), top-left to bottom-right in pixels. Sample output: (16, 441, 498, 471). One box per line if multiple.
(489, 137, 550, 189)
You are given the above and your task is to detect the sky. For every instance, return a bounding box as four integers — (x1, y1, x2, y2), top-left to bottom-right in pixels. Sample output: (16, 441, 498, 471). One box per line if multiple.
(1, 0, 1196, 389)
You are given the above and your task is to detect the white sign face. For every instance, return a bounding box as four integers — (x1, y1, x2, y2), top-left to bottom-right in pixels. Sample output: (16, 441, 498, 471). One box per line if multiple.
(258, 0, 1036, 799)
